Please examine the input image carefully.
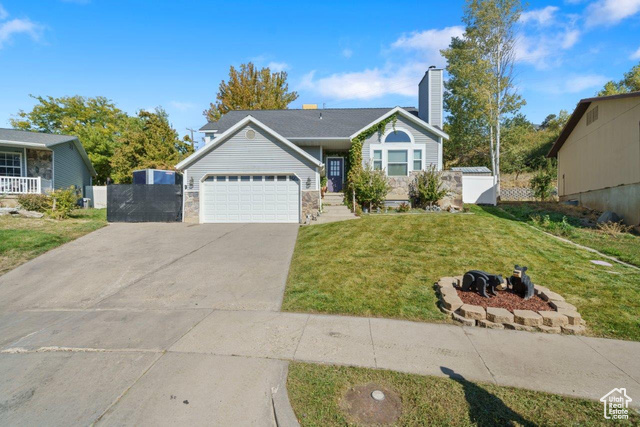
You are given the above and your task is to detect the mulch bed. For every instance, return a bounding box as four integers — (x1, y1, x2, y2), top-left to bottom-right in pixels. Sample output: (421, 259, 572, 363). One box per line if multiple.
(456, 288, 553, 312)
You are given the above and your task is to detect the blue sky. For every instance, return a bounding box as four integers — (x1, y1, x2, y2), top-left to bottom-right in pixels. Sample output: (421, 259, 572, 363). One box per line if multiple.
(1, 0, 639, 146)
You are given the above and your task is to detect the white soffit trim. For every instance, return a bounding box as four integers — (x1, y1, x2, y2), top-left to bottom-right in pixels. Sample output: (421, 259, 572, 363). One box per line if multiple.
(176, 116, 324, 170)
(348, 106, 449, 140)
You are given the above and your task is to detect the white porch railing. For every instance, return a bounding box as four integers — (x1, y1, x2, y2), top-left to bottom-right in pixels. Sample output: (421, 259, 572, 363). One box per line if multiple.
(0, 176, 42, 194)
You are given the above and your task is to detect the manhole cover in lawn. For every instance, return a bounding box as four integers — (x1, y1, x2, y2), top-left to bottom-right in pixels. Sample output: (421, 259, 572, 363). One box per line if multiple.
(341, 383, 401, 425)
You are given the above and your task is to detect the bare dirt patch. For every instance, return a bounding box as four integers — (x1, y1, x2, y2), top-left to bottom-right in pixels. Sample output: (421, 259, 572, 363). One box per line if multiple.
(456, 288, 553, 312)
(341, 383, 402, 425)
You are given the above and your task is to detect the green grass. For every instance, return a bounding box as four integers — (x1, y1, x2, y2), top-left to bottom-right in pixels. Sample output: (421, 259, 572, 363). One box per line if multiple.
(287, 363, 636, 426)
(499, 202, 640, 267)
(0, 209, 107, 275)
(283, 205, 640, 341)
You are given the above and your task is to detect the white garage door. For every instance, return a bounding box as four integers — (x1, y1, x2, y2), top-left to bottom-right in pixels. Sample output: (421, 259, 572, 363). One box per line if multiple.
(201, 174, 300, 223)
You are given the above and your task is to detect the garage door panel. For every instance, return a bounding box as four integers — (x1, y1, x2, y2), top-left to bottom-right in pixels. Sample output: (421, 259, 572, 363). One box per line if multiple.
(202, 175, 300, 223)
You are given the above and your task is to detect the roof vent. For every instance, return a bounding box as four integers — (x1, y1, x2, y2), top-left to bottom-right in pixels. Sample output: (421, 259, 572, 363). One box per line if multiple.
(245, 129, 256, 139)
(319, 112, 323, 120)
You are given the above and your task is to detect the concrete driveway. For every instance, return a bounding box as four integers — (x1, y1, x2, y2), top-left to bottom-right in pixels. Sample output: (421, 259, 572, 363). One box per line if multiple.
(0, 222, 299, 426)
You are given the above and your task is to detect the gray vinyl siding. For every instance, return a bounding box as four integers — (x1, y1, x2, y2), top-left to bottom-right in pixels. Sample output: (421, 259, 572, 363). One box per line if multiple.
(52, 141, 92, 195)
(361, 115, 439, 169)
(301, 146, 322, 161)
(184, 124, 318, 192)
(430, 69, 443, 128)
(0, 145, 27, 175)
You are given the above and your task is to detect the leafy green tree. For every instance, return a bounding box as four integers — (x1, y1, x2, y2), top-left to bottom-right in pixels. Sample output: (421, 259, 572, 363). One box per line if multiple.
(204, 62, 299, 121)
(598, 63, 640, 96)
(442, 0, 525, 197)
(409, 166, 448, 208)
(442, 37, 491, 167)
(530, 168, 554, 201)
(110, 109, 193, 183)
(10, 95, 128, 184)
(351, 163, 390, 211)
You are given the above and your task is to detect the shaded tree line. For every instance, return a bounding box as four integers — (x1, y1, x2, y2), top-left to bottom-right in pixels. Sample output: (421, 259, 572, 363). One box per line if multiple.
(11, 95, 193, 184)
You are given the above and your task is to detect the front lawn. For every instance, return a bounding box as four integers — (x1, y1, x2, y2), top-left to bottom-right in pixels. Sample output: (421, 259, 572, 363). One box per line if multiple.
(499, 202, 640, 267)
(283, 205, 640, 341)
(287, 363, 630, 426)
(0, 209, 107, 276)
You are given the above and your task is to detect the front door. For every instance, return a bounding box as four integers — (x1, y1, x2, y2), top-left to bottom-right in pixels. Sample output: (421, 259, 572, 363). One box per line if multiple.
(327, 157, 344, 192)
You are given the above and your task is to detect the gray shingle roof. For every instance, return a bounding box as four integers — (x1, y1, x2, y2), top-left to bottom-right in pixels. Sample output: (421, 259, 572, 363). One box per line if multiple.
(0, 128, 78, 146)
(0, 128, 96, 176)
(200, 107, 419, 138)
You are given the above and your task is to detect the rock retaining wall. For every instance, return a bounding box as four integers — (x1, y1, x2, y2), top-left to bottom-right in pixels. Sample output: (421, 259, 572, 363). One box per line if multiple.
(386, 170, 463, 210)
(436, 276, 586, 334)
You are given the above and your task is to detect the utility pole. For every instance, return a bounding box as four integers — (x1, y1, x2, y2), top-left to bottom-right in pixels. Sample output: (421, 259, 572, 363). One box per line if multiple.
(186, 127, 196, 150)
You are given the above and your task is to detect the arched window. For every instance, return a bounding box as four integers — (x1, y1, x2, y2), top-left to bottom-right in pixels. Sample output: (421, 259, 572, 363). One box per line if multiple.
(384, 130, 412, 143)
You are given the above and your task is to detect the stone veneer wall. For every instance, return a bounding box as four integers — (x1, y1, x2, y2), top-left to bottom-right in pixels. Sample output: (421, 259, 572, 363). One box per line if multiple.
(26, 149, 53, 180)
(183, 191, 199, 223)
(386, 170, 463, 210)
(301, 190, 320, 221)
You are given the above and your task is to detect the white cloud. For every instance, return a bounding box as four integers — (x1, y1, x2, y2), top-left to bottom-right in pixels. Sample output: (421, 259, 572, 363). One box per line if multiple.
(169, 101, 195, 111)
(515, 10, 581, 69)
(391, 26, 464, 54)
(300, 27, 460, 102)
(267, 61, 289, 72)
(541, 73, 608, 94)
(342, 48, 353, 59)
(0, 18, 42, 49)
(631, 46, 640, 59)
(520, 6, 559, 27)
(585, 0, 640, 27)
(0, 4, 8, 20)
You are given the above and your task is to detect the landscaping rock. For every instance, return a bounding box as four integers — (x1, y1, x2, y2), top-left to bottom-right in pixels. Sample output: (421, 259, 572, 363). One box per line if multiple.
(539, 311, 569, 327)
(17, 209, 44, 218)
(477, 319, 504, 329)
(561, 324, 586, 335)
(597, 211, 622, 224)
(486, 307, 514, 324)
(513, 310, 543, 327)
(451, 311, 475, 326)
(436, 278, 457, 290)
(550, 300, 577, 311)
(540, 290, 565, 302)
(556, 309, 582, 326)
(533, 284, 550, 296)
(538, 325, 562, 334)
(0, 207, 18, 215)
(458, 304, 486, 320)
(504, 323, 537, 332)
(439, 287, 459, 299)
(441, 295, 464, 312)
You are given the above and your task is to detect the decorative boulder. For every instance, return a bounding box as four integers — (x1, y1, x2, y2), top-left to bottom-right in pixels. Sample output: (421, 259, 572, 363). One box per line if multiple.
(597, 211, 623, 224)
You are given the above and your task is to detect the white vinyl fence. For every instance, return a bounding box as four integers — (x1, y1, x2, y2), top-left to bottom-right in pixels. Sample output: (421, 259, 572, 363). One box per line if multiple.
(462, 175, 497, 205)
(84, 186, 107, 209)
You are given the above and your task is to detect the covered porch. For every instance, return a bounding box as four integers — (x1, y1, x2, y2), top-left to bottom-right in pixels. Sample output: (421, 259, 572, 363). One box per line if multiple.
(0, 145, 53, 195)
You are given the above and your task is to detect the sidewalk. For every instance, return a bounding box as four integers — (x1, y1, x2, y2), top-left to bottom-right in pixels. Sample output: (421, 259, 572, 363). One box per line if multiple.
(168, 310, 640, 407)
(6, 308, 638, 410)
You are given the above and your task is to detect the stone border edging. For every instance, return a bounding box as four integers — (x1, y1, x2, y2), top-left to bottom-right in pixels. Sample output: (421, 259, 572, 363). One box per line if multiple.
(271, 362, 300, 427)
(436, 276, 586, 335)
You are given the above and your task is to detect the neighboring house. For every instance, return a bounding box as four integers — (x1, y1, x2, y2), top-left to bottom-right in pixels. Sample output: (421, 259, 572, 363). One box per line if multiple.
(548, 92, 640, 226)
(176, 67, 449, 224)
(0, 128, 96, 199)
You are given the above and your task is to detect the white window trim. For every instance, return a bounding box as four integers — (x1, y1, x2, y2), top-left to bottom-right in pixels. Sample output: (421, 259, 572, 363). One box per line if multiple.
(413, 149, 423, 171)
(382, 127, 415, 144)
(0, 151, 23, 177)
(386, 149, 409, 177)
